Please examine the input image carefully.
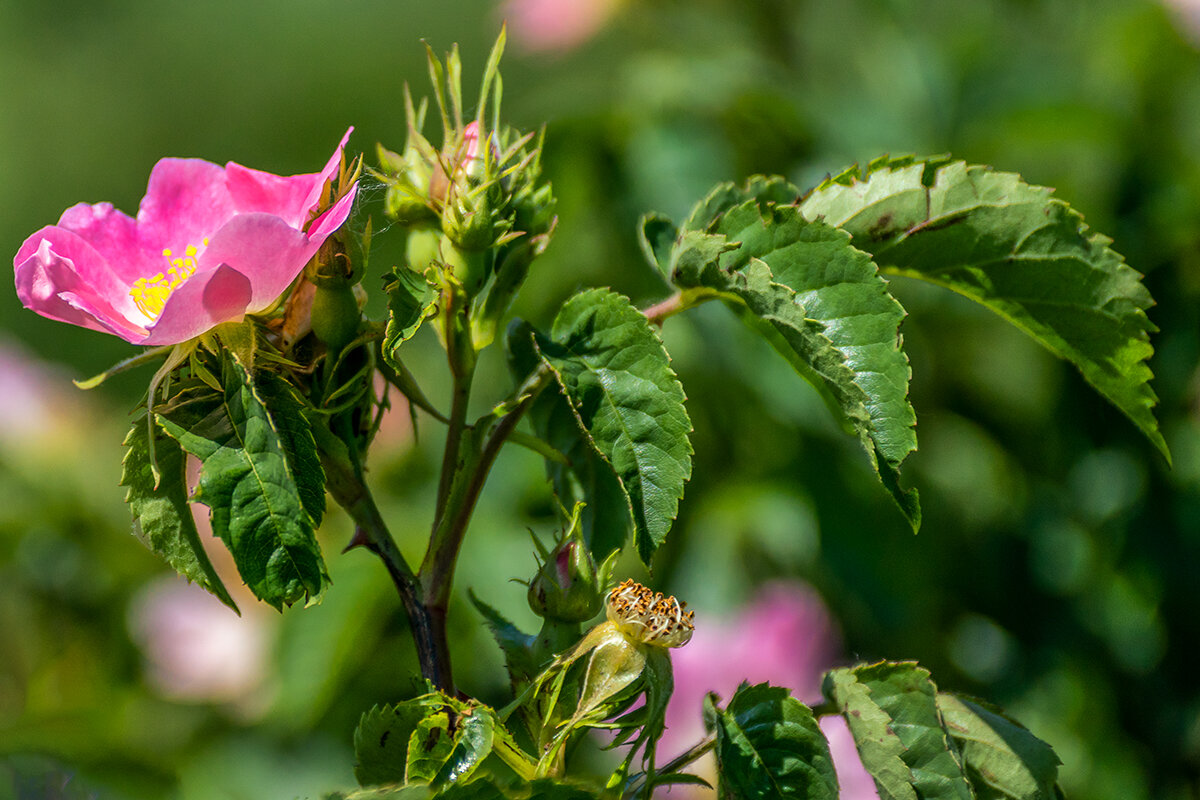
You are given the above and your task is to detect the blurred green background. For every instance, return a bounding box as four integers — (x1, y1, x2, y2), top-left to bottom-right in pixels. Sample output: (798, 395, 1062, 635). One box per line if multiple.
(3, 0, 1200, 797)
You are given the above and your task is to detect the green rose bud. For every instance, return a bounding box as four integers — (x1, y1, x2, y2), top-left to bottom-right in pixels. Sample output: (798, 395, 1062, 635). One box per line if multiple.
(527, 508, 605, 623)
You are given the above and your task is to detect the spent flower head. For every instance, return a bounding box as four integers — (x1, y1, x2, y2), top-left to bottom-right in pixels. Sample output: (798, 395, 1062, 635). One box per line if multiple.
(606, 578, 695, 648)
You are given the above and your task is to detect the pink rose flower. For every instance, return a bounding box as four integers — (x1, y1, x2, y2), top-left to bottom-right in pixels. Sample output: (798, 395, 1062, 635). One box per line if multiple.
(14, 129, 357, 346)
(661, 582, 879, 799)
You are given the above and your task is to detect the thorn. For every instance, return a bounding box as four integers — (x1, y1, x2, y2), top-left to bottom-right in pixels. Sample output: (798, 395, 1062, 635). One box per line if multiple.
(343, 525, 371, 553)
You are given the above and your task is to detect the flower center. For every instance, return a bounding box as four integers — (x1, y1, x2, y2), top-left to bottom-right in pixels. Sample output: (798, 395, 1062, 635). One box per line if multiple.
(129, 240, 207, 321)
(606, 579, 694, 648)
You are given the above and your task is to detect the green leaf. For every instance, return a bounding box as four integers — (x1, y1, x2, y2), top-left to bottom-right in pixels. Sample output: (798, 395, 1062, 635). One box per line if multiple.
(669, 224, 919, 528)
(253, 370, 325, 527)
(355, 698, 442, 787)
(383, 269, 436, 367)
(679, 175, 801, 234)
(707, 682, 838, 800)
(355, 695, 508, 790)
(507, 321, 632, 558)
(531, 290, 693, 563)
(406, 711, 457, 785)
(937, 694, 1062, 800)
(822, 662, 972, 800)
(156, 358, 329, 610)
(511, 781, 602, 799)
(335, 786, 435, 800)
(430, 708, 497, 787)
(801, 155, 1167, 460)
(121, 413, 238, 613)
(637, 212, 678, 278)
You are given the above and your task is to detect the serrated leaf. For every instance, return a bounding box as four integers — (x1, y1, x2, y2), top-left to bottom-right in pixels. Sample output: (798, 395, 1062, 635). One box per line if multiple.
(156, 358, 329, 610)
(512, 781, 602, 799)
(355, 695, 507, 790)
(823, 662, 973, 800)
(253, 370, 325, 526)
(383, 269, 436, 368)
(531, 289, 693, 563)
(121, 414, 238, 613)
(355, 698, 444, 786)
(681, 175, 802, 234)
(669, 226, 919, 528)
(708, 682, 838, 800)
(937, 694, 1062, 800)
(337, 785, 435, 800)
(801, 156, 1167, 460)
(430, 708, 497, 786)
(507, 321, 632, 558)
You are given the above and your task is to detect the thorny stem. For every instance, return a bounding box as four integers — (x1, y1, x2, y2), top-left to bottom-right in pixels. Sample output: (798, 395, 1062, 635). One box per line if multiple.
(364, 291, 697, 696)
(317, 425, 449, 689)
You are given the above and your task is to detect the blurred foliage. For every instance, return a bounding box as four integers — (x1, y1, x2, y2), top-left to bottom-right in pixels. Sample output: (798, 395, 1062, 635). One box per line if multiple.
(3, 0, 1200, 798)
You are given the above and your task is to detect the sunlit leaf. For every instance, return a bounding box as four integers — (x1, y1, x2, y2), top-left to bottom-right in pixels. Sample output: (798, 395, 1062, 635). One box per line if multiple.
(707, 682, 838, 800)
(354, 694, 507, 790)
(801, 155, 1166, 459)
(937, 693, 1063, 800)
(822, 662, 972, 800)
(668, 216, 919, 528)
(383, 269, 436, 367)
(156, 358, 329, 610)
(530, 290, 693, 563)
(507, 320, 632, 558)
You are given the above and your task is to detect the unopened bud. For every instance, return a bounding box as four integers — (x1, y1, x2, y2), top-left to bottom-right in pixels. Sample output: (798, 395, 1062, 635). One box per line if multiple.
(310, 283, 360, 353)
(528, 511, 603, 623)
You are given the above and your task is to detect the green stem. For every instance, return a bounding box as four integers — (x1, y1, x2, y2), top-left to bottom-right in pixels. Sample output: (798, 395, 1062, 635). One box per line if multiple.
(624, 737, 715, 798)
(642, 288, 717, 326)
(506, 428, 568, 463)
(418, 365, 554, 693)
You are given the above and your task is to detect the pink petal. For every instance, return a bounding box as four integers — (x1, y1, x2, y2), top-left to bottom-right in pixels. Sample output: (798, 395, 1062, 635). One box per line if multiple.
(225, 127, 355, 229)
(14, 228, 148, 341)
(141, 263, 253, 345)
(197, 213, 323, 311)
(306, 127, 355, 210)
(55, 202, 154, 283)
(306, 184, 358, 242)
(136, 158, 237, 250)
(223, 165, 318, 230)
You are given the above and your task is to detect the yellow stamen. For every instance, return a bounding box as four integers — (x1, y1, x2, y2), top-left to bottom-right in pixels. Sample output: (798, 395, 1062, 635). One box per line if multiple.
(129, 239, 209, 320)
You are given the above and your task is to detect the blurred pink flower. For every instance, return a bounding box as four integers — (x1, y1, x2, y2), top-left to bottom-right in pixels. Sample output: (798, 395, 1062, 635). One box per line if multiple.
(1164, 0, 1200, 41)
(502, 0, 622, 53)
(0, 338, 81, 445)
(661, 582, 879, 799)
(129, 577, 272, 705)
(14, 129, 357, 346)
